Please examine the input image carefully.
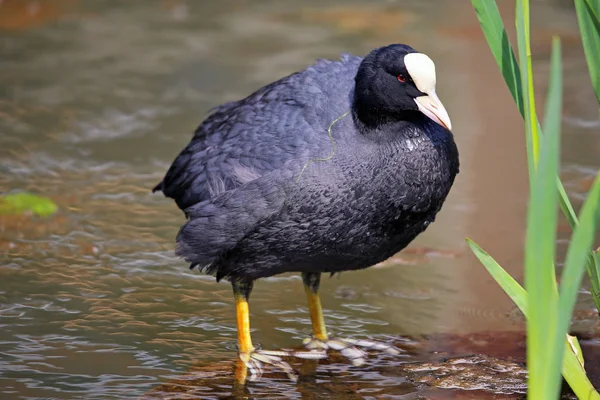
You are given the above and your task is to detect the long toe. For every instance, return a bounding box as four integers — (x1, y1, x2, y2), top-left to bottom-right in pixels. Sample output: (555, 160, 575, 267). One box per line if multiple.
(337, 337, 400, 355)
(303, 336, 400, 366)
(242, 349, 327, 382)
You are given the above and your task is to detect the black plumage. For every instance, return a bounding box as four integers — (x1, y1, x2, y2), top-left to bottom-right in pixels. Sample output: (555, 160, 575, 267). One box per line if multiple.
(154, 44, 459, 283)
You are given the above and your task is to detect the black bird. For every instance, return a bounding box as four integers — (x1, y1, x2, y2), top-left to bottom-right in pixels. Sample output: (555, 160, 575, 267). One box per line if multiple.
(154, 44, 459, 379)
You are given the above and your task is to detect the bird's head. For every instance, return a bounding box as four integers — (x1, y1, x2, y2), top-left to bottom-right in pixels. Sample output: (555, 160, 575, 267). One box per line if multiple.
(353, 44, 452, 131)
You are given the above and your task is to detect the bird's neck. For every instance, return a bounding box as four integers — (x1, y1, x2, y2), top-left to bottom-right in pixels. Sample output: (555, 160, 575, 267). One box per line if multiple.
(351, 107, 431, 142)
(351, 94, 429, 133)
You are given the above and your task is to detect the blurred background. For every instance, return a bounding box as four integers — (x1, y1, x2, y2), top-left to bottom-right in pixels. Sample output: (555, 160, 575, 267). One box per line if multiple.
(0, 0, 598, 398)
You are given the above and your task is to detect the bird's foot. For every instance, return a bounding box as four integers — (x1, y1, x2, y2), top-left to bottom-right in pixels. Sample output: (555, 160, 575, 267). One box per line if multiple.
(239, 348, 327, 381)
(303, 336, 400, 366)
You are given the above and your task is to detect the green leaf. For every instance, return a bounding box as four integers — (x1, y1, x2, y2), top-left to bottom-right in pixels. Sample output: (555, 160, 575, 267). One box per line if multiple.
(527, 37, 563, 400)
(584, 0, 600, 34)
(466, 239, 527, 314)
(567, 334, 585, 369)
(542, 39, 563, 142)
(562, 338, 600, 400)
(575, 0, 600, 104)
(522, 29, 562, 400)
(470, 0, 524, 115)
(556, 172, 600, 364)
(0, 192, 58, 217)
(557, 177, 600, 311)
(557, 178, 579, 228)
(516, 0, 540, 176)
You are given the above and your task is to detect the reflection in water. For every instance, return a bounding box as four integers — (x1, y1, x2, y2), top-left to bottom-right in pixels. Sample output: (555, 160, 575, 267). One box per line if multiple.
(0, 0, 598, 398)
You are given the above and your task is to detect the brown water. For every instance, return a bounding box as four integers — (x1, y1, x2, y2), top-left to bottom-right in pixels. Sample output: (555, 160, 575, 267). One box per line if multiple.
(1, 0, 599, 399)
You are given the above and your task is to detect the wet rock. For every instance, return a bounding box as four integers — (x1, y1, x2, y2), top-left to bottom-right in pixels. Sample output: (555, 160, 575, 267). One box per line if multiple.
(401, 354, 527, 394)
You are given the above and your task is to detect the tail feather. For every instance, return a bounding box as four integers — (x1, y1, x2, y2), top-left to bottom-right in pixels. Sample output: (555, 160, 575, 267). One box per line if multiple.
(176, 215, 225, 278)
(152, 181, 164, 193)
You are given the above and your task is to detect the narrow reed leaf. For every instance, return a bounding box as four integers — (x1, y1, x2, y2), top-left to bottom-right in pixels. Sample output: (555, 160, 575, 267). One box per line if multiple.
(583, 0, 600, 34)
(557, 173, 600, 360)
(516, 0, 539, 177)
(534, 39, 567, 400)
(470, 0, 524, 114)
(562, 339, 600, 400)
(520, 4, 561, 396)
(542, 39, 562, 140)
(567, 335, 585, 368)
(465, 239, 527, 313)
(575, 0, 600, 104)
(557, 179, 600, 311)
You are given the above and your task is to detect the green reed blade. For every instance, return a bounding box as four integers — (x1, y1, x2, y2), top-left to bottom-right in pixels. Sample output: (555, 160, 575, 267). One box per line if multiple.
(575, 0, 600, 104)
(466, 239, 527, 313)
(470, 0, 524, 114)
(522, 26, 561, 400)
(515, 0, 540, 176)
(556, 172, 600, 371)
(525, 37, 563, 400)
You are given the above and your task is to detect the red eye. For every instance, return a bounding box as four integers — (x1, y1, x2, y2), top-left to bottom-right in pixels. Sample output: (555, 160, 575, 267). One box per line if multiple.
(397, 74, 407, 82)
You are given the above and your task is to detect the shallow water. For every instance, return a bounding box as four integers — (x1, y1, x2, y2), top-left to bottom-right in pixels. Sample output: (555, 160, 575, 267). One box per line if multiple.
(0, 0, 599, 399)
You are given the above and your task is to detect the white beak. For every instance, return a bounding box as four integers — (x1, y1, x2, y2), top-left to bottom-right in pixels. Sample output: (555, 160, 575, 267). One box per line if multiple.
(414, 90, 452, 131)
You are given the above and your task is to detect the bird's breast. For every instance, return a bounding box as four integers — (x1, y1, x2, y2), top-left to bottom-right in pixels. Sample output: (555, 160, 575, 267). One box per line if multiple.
(341, 127, 459, 252)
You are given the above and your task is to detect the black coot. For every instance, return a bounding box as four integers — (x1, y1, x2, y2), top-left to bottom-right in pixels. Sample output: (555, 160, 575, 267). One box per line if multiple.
(154, 44, 459, 379)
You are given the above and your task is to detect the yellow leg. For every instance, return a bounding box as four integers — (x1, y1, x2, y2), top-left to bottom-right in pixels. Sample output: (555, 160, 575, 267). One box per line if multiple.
(235, 295, 255, 354)
(233, 280, 255, 356)
(302, 272, 328, 341)
(232, 279, 325, 383)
